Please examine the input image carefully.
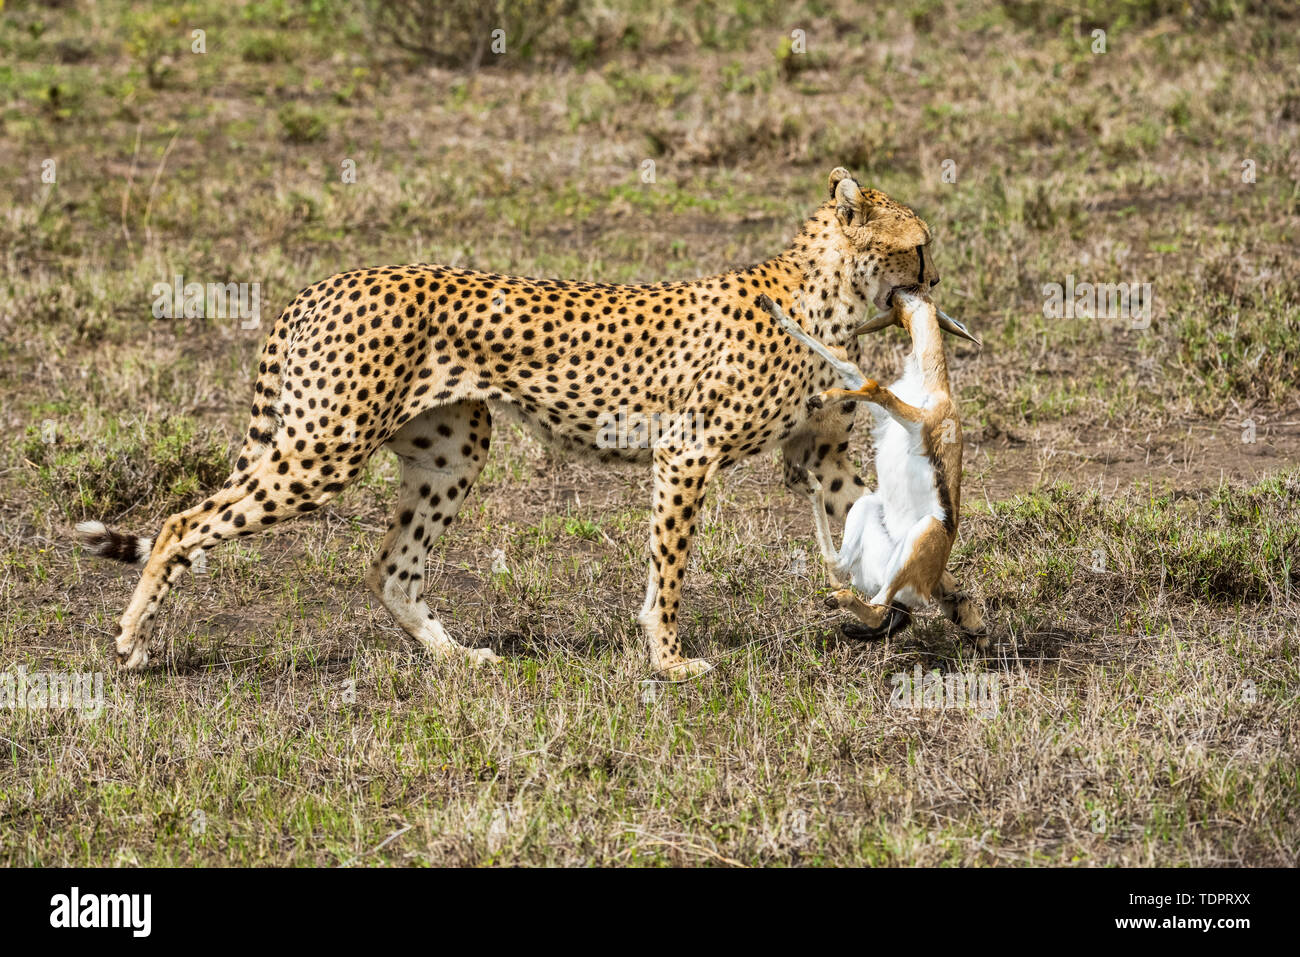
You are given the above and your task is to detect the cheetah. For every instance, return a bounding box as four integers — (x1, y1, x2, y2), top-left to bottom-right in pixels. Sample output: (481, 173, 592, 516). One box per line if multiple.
(77, 167, 974, 678)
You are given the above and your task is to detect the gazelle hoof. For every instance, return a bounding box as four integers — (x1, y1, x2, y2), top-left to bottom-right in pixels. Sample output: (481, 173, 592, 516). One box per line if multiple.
(839, 602, 912, 642)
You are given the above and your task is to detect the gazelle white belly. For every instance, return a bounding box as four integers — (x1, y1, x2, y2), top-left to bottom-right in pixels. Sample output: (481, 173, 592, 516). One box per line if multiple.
(835, 370, 945, 599)
(869, 369, 946, 540)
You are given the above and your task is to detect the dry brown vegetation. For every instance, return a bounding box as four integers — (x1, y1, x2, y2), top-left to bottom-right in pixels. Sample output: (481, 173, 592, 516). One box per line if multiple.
(0, 0, 1296, 866)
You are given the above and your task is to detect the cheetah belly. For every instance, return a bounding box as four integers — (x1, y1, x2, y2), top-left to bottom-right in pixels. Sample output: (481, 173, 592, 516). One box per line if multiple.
(492, 402, 660, 463)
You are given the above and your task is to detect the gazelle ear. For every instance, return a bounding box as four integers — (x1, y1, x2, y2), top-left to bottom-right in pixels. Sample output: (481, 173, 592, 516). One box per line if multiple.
(833, 174, 863, 227)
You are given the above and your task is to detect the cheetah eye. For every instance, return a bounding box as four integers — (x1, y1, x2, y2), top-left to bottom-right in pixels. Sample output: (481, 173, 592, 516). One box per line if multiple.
(929, 278, 940, 287)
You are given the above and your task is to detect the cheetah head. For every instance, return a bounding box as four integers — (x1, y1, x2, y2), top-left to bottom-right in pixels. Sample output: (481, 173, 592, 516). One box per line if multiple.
(824, 166, 939, 315)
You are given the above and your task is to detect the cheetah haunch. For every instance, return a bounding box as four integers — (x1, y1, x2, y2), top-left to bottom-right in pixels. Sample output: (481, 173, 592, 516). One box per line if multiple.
(77, 167, 975, 678)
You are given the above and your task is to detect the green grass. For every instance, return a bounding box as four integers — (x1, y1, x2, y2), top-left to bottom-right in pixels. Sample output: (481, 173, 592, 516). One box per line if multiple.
(972, 477, 1299, 605)
(21, 414, 234, 522)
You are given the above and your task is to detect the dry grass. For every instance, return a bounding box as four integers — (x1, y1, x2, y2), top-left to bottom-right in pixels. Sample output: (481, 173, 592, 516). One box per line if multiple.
(0, 0, 1297, 866)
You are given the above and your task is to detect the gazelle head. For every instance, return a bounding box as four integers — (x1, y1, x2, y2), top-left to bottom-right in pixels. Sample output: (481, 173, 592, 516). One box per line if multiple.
(853, 287, 981, 345)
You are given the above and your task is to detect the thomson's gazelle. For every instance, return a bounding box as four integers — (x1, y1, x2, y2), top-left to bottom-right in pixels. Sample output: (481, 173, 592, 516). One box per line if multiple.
(758, 290, 987, 646)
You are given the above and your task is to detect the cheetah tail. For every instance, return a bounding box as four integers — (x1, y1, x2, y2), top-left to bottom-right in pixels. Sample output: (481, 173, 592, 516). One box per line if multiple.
(75, 520, 154, 566)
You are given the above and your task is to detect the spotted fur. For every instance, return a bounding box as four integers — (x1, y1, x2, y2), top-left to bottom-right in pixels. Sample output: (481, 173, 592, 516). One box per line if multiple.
(77, 167, 941, 677)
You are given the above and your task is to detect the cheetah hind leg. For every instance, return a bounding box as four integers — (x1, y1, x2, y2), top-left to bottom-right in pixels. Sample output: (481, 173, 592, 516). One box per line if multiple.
(366, 403, 502, 667)
(108, 440, 352, 670)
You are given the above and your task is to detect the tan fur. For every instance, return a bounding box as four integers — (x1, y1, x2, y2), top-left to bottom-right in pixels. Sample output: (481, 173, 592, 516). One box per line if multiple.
(77, 167, 943, 677)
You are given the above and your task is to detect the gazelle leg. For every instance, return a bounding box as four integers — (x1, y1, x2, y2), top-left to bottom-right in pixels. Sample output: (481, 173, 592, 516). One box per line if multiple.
(825, 588, 912, 640)
(830, 513, 950, 641)
(868, 515, 950, 609)
(939, 571, 989, 649)
(810, 381, 927, 426)
(808, 492, 848, 589)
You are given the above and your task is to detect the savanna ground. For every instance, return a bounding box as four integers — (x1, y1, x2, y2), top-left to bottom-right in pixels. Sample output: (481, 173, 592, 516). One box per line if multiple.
(1, 0, 1297, 866)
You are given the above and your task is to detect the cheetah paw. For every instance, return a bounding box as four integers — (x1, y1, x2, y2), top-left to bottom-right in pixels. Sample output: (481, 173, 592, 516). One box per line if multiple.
(467, 647, 503, 666)
(115, 641, 151, 671)
(658, 657, 713, 680)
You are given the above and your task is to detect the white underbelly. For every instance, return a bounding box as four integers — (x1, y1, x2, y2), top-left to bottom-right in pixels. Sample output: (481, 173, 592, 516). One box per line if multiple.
(869, 375, 944, 538)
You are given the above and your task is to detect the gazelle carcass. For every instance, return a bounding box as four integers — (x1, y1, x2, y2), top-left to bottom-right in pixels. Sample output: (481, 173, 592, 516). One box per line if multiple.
(757, 290, 988, 647)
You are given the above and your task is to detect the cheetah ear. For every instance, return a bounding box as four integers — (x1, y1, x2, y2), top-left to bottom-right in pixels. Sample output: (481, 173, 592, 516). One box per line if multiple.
(833, 173, 863, 227)
(827, 167, 854, 199)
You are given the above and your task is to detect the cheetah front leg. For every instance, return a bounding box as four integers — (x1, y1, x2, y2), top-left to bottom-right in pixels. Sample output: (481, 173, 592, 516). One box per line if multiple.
(786, 465, 847, 589)
(639, 446, 718, 679)
(782, 401, 867, 524)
